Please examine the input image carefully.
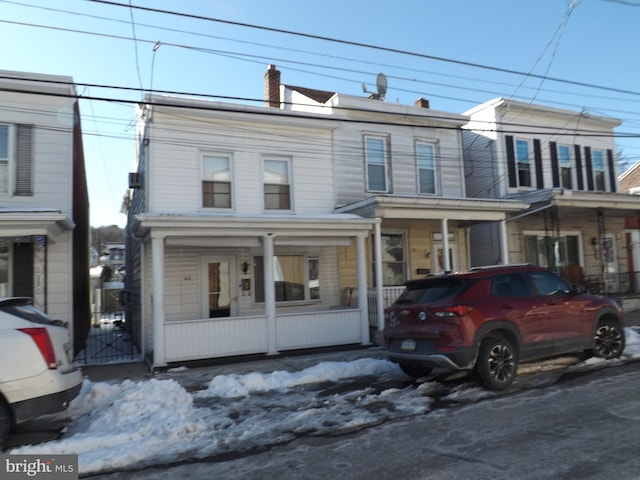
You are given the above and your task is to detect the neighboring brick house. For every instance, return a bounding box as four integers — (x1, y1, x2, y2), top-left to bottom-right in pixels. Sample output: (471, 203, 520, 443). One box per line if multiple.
(463, 98, 640, 294)
(0, 70, 90, 353)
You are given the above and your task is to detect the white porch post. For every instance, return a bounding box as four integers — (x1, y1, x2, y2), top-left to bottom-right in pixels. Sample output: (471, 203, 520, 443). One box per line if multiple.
(632, 231, 640, 293)
(374, 221, 384, 331)
(151, 234, 167, 368)
(263, 234, 278, 355)
(357, 234, 370, 345)
(500, 219, 510, 265)
(441, 219, 450, 271)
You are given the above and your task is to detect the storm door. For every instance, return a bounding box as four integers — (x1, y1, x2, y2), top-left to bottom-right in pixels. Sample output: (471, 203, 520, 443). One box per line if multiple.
(201, 256, 237, 318)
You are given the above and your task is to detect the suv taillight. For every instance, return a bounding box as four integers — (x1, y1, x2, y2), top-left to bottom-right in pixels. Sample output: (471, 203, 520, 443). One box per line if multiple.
(430, 305, 474, 317)
(19, 328, 58, 369)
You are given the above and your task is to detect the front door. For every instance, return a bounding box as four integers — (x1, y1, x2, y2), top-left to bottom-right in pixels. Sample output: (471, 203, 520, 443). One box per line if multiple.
(202, 256, 237, 318)
(602, 235, 619, 293)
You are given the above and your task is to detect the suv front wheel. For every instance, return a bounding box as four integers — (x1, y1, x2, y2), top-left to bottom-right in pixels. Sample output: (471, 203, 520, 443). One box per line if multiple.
(475, 334, 519, 390)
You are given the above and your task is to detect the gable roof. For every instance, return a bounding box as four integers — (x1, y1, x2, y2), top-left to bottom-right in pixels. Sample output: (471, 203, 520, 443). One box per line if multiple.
(284, 85, 336, 104)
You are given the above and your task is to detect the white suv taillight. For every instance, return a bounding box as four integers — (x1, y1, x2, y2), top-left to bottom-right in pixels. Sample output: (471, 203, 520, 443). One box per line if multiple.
(19, 328, 58, 369)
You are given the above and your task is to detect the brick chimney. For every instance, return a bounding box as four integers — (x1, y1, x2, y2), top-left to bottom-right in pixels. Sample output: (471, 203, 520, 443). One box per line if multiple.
(264, 64, 281, 108)
(414, 97, 430, 109)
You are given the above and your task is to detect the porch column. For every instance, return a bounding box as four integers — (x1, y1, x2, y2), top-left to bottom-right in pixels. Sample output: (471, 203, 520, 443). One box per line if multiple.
(263, 234, 278, 355)
(374, 220, 384, 331)
(441, 219, 450, 271)
(632, 231, 640, 293)
(357, 234, 370, 345)
(151, 234, 167, 368)
(500, 220, 510, 265)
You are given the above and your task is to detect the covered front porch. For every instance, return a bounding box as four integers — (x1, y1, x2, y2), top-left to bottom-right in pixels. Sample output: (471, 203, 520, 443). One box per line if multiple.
(336, 195, 529, 333)
(132, 213, 380, 368)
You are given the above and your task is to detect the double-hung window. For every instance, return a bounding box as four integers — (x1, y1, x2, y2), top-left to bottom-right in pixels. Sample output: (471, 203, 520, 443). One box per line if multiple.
(558, 145, 573, 189)
(416, 141, 436, 194)
(0, 125, 9, 194)
(592, 149, 605, 191)
(264, 158, 291, 210)
(254, 254, 320, 303)
(365, 135, 389, 192)
(515, 139, 532, 187)
(202, 154, 232, 208)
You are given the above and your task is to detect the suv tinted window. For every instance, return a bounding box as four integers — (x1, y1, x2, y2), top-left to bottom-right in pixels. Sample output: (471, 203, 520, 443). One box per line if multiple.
(395, 279, 467, 305)
(528, 271, 570, 295)
(491, 273, 531, 297)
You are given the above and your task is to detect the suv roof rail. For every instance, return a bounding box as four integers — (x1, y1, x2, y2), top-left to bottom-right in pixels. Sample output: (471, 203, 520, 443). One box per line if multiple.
(469, 263, 536, 271)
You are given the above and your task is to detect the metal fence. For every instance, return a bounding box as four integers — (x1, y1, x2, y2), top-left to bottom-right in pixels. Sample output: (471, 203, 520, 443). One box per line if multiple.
(76, 311, 141, 365)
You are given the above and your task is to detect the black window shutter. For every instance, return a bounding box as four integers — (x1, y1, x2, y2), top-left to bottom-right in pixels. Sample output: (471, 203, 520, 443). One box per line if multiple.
(574, 145, 584, 190)
(533, 139, 544, 189)
(584, 147, 594, 191)
(549, 142, 560, 188)
(13, 242, 34, 297)
(15, 125, 33, 196)
(505, 135, 517, 188)
(607, 149, 616, 192)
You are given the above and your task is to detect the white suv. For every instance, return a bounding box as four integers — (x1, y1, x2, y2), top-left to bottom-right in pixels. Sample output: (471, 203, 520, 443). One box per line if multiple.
(0, 298, 82, 441)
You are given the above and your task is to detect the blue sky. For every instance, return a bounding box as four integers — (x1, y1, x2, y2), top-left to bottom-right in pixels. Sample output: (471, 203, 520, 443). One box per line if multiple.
(2, 0, 640, 227)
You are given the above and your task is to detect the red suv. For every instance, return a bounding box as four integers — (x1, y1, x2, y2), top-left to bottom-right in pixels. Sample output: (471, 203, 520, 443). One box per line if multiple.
(383, 265, 625, 390)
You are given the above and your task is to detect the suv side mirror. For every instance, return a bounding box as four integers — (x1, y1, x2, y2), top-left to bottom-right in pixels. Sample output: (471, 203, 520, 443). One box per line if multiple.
(570, 284, 584, 295)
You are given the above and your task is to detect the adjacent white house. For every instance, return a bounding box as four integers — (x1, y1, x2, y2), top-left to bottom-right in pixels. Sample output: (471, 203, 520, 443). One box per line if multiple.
(0, 70, 90, 352)
(266, 66, 528, 333)
(463, 98, 640, 294)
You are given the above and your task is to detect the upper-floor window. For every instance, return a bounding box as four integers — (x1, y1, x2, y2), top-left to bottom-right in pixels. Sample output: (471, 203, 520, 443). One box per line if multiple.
(515, 139, 532, 187)
(416, 141, 436, 194)
(592, 149, 605, 191)
(365, 135, 389, 192)
(558, 144, 573, 189)
(0, 125, 9, 194)
(264, 158, 291, 210)
(202, 154, 232, 208)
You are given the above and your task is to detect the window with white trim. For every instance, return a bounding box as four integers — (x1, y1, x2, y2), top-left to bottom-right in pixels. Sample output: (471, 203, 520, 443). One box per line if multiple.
(253, 254, 320, 303)
(365, 135, 389, 192)
(202, 154, 232, 208)
(0, 125, 9, 194)
(558, 144, 573, 189)
(264, 158, 291, 210)
(592, 149, 605, 191)
(524, 234, 580, 272)
(416, 141, 436, 194)
(373, 233, 406, 286)
(515, 139, 532, 187)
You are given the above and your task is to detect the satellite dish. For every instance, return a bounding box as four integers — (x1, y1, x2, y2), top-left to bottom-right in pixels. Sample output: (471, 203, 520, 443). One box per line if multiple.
(362, 73, 387, 100)
(376, 73, 387, 99)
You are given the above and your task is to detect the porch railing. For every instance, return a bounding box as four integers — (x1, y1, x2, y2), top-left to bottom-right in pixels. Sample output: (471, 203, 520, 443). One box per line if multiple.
(367, 286, 405, 327)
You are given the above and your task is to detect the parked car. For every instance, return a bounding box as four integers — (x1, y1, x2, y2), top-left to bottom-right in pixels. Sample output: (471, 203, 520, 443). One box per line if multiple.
(0, 297, 82, 441)
(383, 265, 625, 390)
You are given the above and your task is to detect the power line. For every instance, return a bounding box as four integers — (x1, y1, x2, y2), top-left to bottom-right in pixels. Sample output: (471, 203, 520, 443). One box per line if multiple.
(89, 0, 640, 98)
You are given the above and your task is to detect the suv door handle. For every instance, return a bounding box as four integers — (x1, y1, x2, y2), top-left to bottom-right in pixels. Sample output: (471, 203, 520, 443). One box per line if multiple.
(502, 303, 513, 309)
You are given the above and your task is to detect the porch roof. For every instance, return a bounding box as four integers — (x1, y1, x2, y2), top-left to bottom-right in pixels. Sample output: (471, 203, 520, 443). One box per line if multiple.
(335, 195, 528, 222)
(0, 209, 73, 240)
(133, 212, 378, 246)
(510, 189, 640, 218)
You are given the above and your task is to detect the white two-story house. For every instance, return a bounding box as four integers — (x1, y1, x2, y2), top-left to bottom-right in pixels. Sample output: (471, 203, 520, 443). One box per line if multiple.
(125, 88, 378, 368)
(0, 70, 90, 353)
(463, 98, 640, 294)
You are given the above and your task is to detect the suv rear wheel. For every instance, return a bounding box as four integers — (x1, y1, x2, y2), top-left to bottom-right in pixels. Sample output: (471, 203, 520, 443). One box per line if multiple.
(592, 319, 625, 359)
(475, 334, 518, 390)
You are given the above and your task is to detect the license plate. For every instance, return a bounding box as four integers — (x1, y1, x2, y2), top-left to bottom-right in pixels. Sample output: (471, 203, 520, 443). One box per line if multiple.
(401, 339, 416, 351)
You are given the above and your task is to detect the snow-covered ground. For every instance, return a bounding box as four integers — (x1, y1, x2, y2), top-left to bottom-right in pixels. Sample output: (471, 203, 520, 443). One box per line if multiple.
(10, 328, 640, 476)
